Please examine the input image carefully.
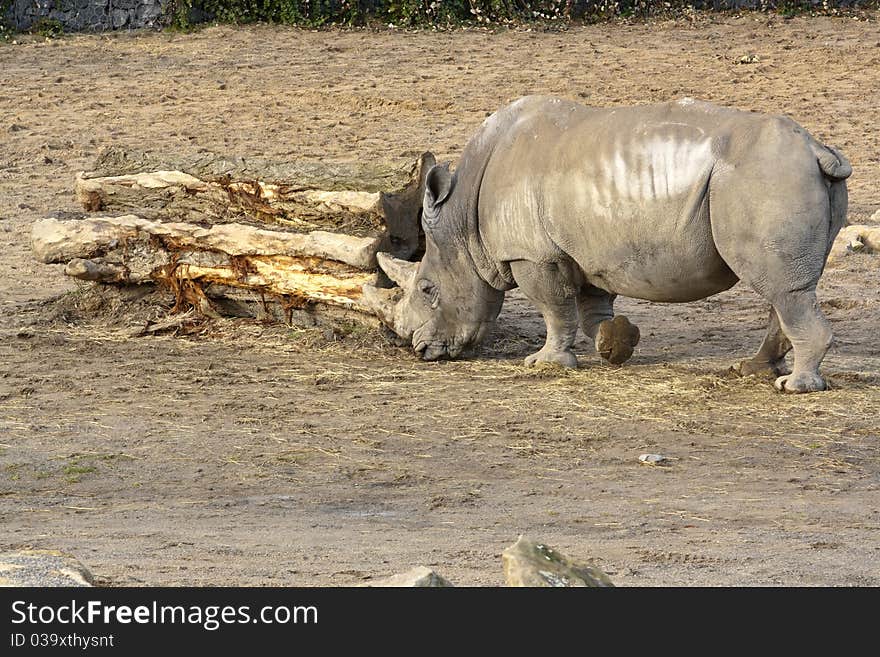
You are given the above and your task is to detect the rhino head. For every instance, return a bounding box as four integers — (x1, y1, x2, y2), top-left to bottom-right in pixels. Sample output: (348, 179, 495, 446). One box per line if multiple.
(362, 164, 505, 360)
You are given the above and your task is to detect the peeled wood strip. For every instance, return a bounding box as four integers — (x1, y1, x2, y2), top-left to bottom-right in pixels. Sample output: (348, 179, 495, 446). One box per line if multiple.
(32, 215, 381, 270)
(173, 257, 374, 309)
(76, 172, 383, 222)
(83, 147, 422, 193)
(59, 253, 372, 310)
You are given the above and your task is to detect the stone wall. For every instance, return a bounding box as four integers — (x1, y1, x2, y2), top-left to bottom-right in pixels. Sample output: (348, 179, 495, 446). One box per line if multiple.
(4, 0, 168, 31)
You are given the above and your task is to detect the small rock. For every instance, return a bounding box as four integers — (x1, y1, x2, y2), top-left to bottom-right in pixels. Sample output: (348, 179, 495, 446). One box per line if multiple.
(502, 536, 614, 587)
(847, 237, 864, 253)
(364, 566, 453, 587)
(737, 53, 760, 64)
(639, 453, 670, 465)
(0, 550, 94, 587)
(831, 225, 880, 262)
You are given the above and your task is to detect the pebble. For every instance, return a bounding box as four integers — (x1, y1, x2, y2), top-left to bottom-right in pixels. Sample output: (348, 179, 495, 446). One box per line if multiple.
(639, 453, 670, 465)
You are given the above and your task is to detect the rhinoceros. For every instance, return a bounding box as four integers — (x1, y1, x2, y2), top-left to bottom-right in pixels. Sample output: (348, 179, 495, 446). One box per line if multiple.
(362, 96, 851, 393)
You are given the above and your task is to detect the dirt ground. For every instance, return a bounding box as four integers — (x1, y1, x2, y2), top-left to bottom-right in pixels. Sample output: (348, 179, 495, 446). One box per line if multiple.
(1, 14, 879, 586)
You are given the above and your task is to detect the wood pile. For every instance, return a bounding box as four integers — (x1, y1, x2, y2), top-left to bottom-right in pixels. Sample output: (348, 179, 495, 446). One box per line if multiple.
(32, 147, 434, 324)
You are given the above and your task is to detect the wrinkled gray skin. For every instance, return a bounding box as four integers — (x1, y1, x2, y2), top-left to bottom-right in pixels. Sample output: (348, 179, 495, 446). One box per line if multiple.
(363, 96, 851, 393)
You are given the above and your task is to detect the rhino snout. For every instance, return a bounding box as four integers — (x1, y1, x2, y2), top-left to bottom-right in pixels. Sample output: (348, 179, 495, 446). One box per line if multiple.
(414, 340, 449, 361)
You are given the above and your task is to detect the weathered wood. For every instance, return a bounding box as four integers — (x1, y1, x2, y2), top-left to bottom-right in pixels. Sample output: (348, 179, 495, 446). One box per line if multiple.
(127, 310, 198, 337)
(35, 149, 434, 324)
(64, 258, 128, 282)
(75, 148, 435, 261)
(33, 215, 376, 312)
(33, 215, 382, 270)
(86, 147, 425, 193)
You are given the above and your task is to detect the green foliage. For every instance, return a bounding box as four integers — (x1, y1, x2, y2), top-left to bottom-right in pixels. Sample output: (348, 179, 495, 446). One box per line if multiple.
(32, 17, 64, 38)
(775, 0, 815, 17)
(168, 0, 366, 27)
(150, 0, 880, 32)
(0, 0, 13, 41)
(164, 0, 197, 30)
(166, 0, 595, 28)
(63, 463, 98, 483)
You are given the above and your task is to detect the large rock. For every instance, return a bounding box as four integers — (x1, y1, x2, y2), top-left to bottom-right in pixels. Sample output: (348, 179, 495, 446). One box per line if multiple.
(502, 536, 614, 587)
(0, 549, 94, 587)
(364, 566, 453, 587)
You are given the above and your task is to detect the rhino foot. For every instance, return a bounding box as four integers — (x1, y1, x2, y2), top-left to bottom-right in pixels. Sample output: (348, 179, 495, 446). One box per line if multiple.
(736, 357, 791, 380)
(595, 316, 640, 365)
(774, 372, 827, 393)
(524, 347, 578, 368)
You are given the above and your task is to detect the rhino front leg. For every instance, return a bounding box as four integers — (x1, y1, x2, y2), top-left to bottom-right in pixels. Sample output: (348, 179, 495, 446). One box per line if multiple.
(736, 308, 792, 379)
(577, 286, 640, 365)
(511, 260, 579, 368)
(576, 285, 614, 339)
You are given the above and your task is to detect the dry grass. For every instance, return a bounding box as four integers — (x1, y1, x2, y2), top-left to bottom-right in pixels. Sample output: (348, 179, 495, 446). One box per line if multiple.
(32, 284, 877, 461)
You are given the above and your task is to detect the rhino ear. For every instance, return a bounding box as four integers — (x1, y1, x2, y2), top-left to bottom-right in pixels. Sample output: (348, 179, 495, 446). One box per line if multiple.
(424, 163, 454, 211)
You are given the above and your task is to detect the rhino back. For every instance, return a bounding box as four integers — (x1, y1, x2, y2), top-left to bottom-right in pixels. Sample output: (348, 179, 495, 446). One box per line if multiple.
(476, 97, 787, 301)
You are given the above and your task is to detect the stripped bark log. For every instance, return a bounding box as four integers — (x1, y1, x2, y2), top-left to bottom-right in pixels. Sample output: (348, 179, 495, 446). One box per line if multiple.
(74, 147, 434, 262)
(35, 149, 434, 324)
(33, 215, 382, 270)
(33, 215, 383, 313)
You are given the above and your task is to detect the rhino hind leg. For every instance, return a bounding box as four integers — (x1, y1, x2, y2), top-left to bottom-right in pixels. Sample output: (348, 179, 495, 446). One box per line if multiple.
(736, 308, 792, 379)
(732, 268, 830, 392)
(511, 260, 579, 368)
(709, 168, 835, 392)
(577, 286, 640, 365)
(731, 282, 830, 393)
(770, 290, 832, 393)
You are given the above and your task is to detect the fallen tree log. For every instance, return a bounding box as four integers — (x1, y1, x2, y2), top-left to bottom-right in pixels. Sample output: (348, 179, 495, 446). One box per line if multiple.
(33, 215, 381, 270)
(74, 147, 432, 257)
(33, 148, 435, 323)
(32, 215, 374, 307)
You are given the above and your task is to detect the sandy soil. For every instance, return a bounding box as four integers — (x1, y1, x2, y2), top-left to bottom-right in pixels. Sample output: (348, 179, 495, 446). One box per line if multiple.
(1, 14, 879, 586)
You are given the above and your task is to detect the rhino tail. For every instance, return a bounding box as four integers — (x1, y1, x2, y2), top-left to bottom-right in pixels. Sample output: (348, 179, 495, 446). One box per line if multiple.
(812, 141, 850, 259)
(810, 141, 852, 181)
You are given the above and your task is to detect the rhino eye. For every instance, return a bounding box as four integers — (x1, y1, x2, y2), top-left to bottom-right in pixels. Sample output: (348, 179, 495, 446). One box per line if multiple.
(418, 279, 439, 308)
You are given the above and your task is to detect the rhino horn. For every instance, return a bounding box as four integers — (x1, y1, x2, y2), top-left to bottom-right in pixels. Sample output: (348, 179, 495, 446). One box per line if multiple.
(377, 252, 418, 289)
(361, 283, 406, 336)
